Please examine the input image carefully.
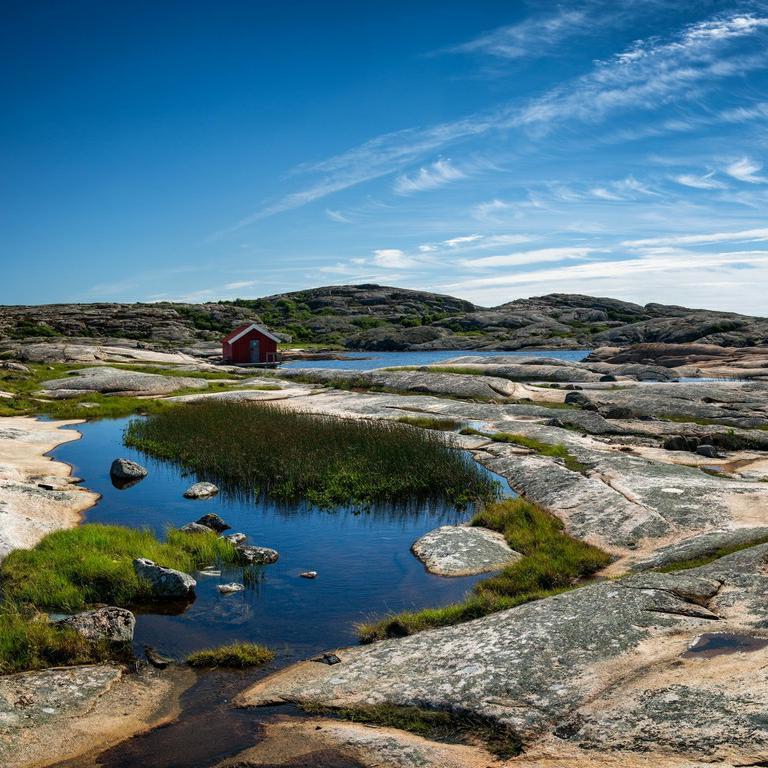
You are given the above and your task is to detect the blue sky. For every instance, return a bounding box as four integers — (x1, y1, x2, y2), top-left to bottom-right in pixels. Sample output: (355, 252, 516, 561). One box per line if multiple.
(2, 0, 768, 313)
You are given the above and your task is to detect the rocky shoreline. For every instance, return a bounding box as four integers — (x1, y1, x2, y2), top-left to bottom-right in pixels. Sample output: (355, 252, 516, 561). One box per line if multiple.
(2, 340, 768, 767)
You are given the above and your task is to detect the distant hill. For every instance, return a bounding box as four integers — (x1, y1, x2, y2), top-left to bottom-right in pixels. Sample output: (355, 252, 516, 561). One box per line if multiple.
(1, 284, 767, 351)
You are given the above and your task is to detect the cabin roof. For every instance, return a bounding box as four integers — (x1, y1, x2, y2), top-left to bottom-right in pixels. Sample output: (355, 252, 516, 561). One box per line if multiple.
(222, 322, 281, 344)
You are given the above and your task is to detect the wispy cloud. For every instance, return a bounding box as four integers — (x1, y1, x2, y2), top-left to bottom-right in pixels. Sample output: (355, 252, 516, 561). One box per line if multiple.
(673, 171, 726, 189)
(325, 209, 352, 223)
(725, 156, 767, 183)
(224, 280, 258, 290)
(462, 246, 598, 268)
(213, 9, 768, 231)
(622, 226, 768, 248)
(393, 159, 466, 194)
(446, 8, 589, 60)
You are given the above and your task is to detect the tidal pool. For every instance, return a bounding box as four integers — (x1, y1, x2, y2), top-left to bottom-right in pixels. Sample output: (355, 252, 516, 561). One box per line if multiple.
(52, 417, 512, 660)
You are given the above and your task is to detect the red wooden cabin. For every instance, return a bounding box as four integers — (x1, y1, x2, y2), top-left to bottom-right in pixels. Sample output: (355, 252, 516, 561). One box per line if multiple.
(221, 323, 280, 364)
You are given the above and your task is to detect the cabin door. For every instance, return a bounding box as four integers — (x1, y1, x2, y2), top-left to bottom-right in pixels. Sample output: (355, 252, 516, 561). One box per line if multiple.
(249, 339, 261, 363)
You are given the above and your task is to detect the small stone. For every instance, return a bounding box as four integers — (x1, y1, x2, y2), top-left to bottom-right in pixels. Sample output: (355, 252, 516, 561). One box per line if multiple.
(300, 571, 318, 579)
(144, 645, 172, 669)
(109, 458, 148, 481)
(183, 482, 219, 499)
(179, 522, 215, 535)
(217, 582, 245, 594)
(196, 513, 230, 533)
(222, 532, 247, 545)
(133, 558, 196, 598)
(237, 545, 279, 565)
(696, 444, 722, 459)
(313, 653, 341, 665)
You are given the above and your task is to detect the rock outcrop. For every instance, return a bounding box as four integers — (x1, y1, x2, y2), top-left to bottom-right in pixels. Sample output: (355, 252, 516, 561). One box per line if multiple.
(39, 367, 209, 398)
(133, 558, 196, 598)
(241, 545, 768, 764)
(412, 525, 522, 576)
(2, 285, 766, 352)
(56, 606, 136, 642)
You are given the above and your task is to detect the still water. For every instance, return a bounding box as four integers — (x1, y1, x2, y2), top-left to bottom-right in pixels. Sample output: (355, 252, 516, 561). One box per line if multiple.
(282, 348, 589, 370)
(53, 419, 512, 660)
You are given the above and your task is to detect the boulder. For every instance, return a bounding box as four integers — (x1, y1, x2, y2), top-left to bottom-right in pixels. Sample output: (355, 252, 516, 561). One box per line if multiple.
(195, 513, 230, 532)
(56, 607, 135, 642)
(663, 436, 700, 452)
(183, 482, 219, 499)
(109, 458, 148, 481)
(133, 558, 196, 598)
(237, 545, 279, 565)
(222, 532, 247, 545)
(696, 444, 721, 459)
(412, 525, 522, 576)
(178, 522, 215, 535)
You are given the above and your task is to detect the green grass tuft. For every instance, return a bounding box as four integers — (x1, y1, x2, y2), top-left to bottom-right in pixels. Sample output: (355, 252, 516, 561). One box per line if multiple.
(186, 642, 275, 668)
(459, 429, 589, 474)
(124, 401, 499, 508)
(358, 498, 611, 642)
(1, 524, 240, 612)
(396, 415, 463, 431)
(656, 534, 768, 572)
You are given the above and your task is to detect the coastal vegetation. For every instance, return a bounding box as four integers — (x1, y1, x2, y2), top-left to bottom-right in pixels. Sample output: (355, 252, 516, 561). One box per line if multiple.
(460, 428, 590, 474)
(396, 415, 464, 431)
(1, 524, 239, 611)
(0, 603, 124, 674)
(186, 642, 275, 668)
(124, 401, 499, 508)
(0, 361, 272, 419)
(358, 498, 610, 642)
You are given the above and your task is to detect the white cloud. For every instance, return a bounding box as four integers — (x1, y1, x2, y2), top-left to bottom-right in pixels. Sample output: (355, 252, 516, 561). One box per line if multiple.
(471, 199, 521, 223)
(673, 172, 726, 189)
(371, 248, 415, 269)
(444, 233, 483, 247)
(224, 280, 258, 290)
(393, 159, 466, 194)
(591, 187, 625, 201)
(448, 8, 588, 60)
(325, 209, 352, 223)
(463, 246, 597, 269)
(623, 227, 768, 248)
(725, 156, 767, 183)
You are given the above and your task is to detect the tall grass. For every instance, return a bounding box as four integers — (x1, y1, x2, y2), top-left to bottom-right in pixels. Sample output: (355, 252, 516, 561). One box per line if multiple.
(1, 524, 240, 611)
(358, 498, 611, 642)
(124, 401, 498, 508)
(0, 603, 123, 674)
(396, 415, 463, 431)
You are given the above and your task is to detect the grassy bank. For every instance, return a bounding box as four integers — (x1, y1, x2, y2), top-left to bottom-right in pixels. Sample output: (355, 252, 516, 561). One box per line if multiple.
(396, 415, 463, 431)
(0, 362, 271, 419)
(359, 498, 610, 642)
(1, 524, 240, 611)
(124, 401, 499, 508)
(0, 603, 125, 674)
